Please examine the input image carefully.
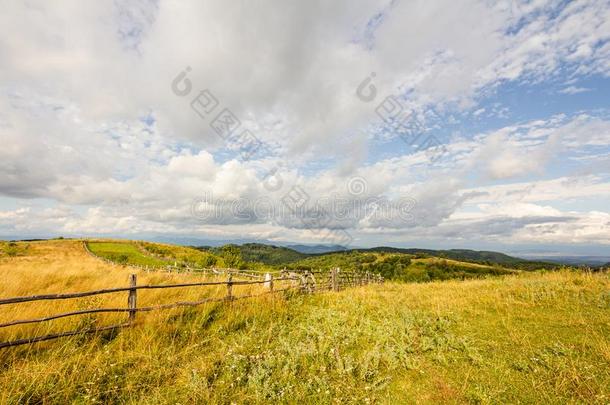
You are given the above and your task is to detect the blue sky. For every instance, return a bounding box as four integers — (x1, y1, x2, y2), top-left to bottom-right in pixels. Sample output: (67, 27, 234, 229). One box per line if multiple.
(0, 0, 609, 255)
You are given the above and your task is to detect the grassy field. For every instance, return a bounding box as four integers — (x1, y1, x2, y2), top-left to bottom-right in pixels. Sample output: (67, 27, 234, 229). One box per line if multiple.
(0, 240, 608, 403)
(87, 240, 232, 269)
(139, 241, 225, 268)
(86, 241, 170, 267)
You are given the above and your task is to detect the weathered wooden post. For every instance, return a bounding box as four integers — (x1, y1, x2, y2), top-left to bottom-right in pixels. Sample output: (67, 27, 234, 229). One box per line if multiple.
(264, 273, 273, 292)
(226, 273, 233, 301)
(331, 267, 339, 292)
(308, 270, 316, 293)
(303, 271, 310, 293)
(128, 274, 137, 324)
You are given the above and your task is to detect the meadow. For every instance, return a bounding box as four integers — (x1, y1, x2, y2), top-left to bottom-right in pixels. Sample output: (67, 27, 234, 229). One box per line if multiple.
(86, 240, 169, 267)
(0, 240, 608, 403)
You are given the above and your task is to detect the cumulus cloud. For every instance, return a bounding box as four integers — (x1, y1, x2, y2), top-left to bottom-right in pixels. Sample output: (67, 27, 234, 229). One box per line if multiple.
(1, 1, 609, 249)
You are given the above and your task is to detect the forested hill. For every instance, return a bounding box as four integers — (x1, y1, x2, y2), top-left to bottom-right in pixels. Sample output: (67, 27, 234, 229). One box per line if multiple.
(205, 243, 307, 265)
(353, 247, 559, 269)
(195, 243, 560, 270)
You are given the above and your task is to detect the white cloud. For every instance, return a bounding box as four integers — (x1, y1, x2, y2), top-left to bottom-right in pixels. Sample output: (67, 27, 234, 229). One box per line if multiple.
(1, 1, 610, 249)
(559, 85, 592, 94)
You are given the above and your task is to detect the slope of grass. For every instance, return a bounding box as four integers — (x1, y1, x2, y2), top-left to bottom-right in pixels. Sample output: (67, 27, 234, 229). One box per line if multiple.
(88, 240, 248, 270)
(0, 241, 252, 349)
(0, 240, 608, 403)
(86, 241, 169, 267)
(140, 241, 224, 268)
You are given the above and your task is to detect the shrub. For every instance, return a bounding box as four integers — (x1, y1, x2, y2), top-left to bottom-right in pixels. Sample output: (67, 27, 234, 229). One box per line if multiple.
(113, 254, 129, 264)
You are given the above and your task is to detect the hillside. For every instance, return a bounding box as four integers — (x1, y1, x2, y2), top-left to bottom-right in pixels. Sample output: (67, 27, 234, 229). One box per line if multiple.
(189, 243, 522, 282)
(200, 242, 559, 271)
(0, 240, 608, 403)
(351, 247, 560, 270)
(203, 243, 307, 265)
(86, 240, 556, 283)
(286, 244, 348, 254)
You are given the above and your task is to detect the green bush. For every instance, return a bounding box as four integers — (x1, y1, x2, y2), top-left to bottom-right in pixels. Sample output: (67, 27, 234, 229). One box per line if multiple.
(219, 245, 243, 268)
(4, 242, 25, 257)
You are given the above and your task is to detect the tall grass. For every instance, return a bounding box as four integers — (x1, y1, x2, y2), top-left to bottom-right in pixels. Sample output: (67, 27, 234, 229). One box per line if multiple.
(0, 240, 608, 403)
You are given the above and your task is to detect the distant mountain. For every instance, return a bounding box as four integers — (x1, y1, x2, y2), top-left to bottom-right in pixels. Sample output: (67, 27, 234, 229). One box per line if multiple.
(517, 256, 610, 266)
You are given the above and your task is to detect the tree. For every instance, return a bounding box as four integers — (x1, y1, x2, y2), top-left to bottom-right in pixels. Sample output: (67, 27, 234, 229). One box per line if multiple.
(220, 245, 242, 268)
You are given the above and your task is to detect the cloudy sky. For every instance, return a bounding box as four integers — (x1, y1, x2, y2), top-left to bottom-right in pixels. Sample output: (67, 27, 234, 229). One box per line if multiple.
(1, 0, 609, 255)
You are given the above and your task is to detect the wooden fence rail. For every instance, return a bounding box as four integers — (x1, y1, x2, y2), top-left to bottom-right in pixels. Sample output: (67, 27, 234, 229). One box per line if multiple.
(0, 267, 383, 349)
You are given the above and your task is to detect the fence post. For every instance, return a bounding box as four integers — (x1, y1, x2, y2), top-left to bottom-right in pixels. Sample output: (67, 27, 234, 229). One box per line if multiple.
(226, 273, 233, 301)
(264, 273, 273, 291)
(331, 267, 339, 292)
(308, 270, 316, 293)
(298, 273, 307, 293)
(128, 274, 137, 324)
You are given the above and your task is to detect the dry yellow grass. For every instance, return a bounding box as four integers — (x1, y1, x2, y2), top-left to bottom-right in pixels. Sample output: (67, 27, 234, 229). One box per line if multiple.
(0, 240, 285, 346)
(0, 240, 608, 404)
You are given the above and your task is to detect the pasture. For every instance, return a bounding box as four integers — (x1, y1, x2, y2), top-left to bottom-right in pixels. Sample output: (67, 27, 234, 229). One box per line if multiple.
(0, 240, 608, 403)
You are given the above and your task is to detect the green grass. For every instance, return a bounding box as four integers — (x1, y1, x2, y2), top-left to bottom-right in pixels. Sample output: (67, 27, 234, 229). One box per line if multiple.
(86, 241, 169, 267)
(140, 241, 225, 268)
(87, 241, 237, 270)
(0, 241, 30, 258)
(1, 268, 608, 403)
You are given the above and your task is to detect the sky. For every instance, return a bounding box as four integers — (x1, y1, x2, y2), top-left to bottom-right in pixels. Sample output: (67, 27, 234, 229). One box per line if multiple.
(1, 0, 609, 255)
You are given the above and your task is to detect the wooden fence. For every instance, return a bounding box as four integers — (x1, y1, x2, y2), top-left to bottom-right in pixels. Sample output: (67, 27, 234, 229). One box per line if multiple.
(0, 267, 383, 349)
(82, 240, 282, 278)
